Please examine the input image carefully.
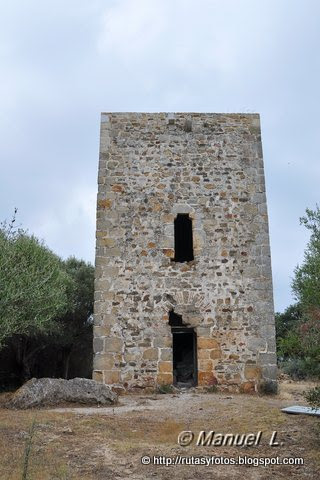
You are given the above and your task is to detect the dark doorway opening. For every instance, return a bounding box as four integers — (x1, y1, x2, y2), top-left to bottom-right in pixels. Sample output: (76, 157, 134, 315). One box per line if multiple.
(172, 327, 197, 387)
(173, 214, 194, 262)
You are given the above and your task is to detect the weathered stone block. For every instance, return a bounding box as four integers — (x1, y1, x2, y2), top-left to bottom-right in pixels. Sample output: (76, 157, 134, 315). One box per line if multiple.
(240, 381, 256, 394)
(157, 373, 173, 385)
(94, 354, 115, 370)
(198, 349, 210, 360)
(142, 348, 159, 361)
(92, 370, 103, 383)
(153, 337, 172, 348)
(198, 360, 213, 371)
(210, 349, 222, 360)
(244, 364, 262, 380)
(258, 352, 277, 365)
(94, 326, 111, 337)
(124, 351, 141, 362)
(160, 348, 172, 361)
(104, 337, 123, 353)
(158, 361, 172, 373)
(100, 238, 116, 248)
(198, 338, 220, 349)
(104, 370, 121, 384)
(97, 199, 112, 209)
(198, 371, 217, 386)
(93, 337, 104, 353)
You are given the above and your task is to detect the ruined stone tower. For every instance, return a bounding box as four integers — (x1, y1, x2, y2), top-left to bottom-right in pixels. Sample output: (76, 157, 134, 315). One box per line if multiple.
(93, 113, 277, 393)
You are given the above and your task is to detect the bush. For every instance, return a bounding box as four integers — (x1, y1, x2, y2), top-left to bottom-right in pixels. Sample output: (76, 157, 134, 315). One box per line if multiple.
(277, 331, 303, 359)
(280, 357, 320, 380)
(205, 385, 218, 393)
(258, 380, 278, 395)
(276, 302, 320, 381)
(157, 384, 174, 394)
(304, 386, 320, 409)
(275, 304, 302, 348)
(281, 358, 308, 380)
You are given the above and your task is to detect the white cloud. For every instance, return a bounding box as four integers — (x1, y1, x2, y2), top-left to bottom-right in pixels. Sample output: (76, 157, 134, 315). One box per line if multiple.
(97, 0, 281, 78)
(30, 184, 96, 262)
(98, 0, 168, 58)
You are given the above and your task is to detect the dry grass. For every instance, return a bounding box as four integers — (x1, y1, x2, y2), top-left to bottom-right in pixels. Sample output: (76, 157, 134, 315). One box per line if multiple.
(0, 380, 319, 479)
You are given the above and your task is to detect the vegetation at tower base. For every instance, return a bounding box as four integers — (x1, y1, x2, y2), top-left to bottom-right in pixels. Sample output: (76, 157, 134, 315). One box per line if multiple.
(276, 205, 320, 380)
(0, 212, 94, 388)
(49, 257, 94, 380)
(304, 385, 320, 410)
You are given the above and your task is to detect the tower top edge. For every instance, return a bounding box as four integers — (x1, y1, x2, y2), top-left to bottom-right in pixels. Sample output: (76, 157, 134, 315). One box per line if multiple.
(100, 112, 260, 116)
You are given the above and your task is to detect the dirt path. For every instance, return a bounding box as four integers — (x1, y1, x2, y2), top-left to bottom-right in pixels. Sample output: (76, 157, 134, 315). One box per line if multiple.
(0, 380, 319, 479)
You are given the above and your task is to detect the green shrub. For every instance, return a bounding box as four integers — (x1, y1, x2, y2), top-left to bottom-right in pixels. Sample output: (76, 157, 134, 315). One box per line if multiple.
(281, 357, 320, 380)
(304, 386, 320, 409)
(205, 385, 218, 393)
(157, 384, 174, 394)
(277, 331, 303, 358)
(258, 380, 278, 395)
(281, 358, 307, 379)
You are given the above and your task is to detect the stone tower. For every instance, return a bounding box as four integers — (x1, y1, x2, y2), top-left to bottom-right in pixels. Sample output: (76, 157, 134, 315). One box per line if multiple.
(93, 113, 277, 393)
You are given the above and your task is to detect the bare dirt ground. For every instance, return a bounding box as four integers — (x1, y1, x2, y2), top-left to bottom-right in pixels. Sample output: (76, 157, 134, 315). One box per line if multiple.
(0, 380, 319, 479)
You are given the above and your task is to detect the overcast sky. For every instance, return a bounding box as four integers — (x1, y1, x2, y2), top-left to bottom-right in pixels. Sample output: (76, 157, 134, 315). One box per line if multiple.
(1, 0, 319, 311)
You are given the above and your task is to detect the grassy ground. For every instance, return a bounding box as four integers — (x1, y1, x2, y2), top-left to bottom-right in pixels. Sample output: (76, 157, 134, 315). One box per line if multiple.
(0, 380, 319, 479)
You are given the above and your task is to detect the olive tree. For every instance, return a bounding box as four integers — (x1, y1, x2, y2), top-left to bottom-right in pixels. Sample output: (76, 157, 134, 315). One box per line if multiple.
(0, 214, 69, 349)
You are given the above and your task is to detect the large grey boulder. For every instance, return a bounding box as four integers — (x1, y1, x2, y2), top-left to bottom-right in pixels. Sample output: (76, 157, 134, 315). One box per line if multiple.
(7, 377, 118, 409)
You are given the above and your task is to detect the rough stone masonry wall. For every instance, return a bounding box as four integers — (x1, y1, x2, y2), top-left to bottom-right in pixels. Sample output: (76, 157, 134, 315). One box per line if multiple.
(93, 112, 277, 393)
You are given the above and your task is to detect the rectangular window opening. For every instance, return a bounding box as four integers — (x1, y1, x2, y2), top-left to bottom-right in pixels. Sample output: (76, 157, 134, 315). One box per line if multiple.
(172, 213, 194, 262)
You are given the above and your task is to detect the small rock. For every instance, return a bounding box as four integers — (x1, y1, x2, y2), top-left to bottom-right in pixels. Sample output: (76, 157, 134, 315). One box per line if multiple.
(61, 427, 74, 435)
